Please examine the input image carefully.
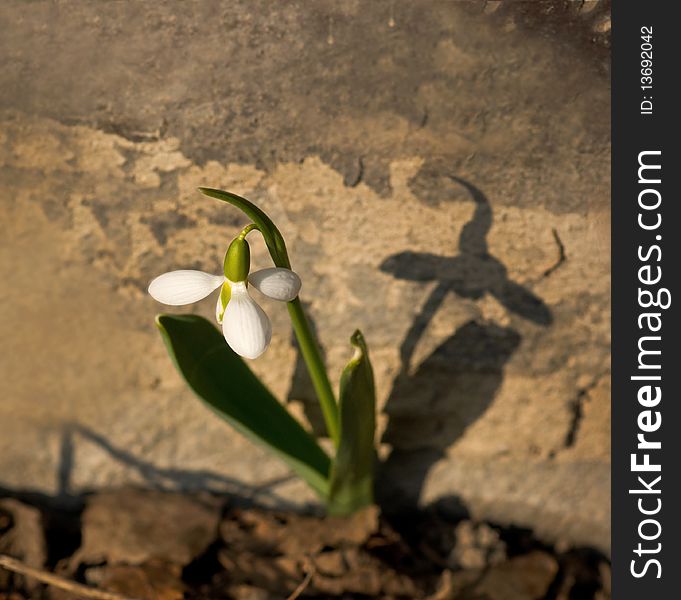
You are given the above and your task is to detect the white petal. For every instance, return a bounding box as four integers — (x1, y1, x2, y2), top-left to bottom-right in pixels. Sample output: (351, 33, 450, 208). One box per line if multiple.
(222, 282, 272, 359)
(148, 270, 225, 305)
(248, 268, 302, 302)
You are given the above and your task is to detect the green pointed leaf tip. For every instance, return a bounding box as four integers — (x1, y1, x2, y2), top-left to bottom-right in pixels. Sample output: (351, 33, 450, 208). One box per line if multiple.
(155, 314, 330, 497)
(198, 187, 291, 269)
(328, 329, 377, 515)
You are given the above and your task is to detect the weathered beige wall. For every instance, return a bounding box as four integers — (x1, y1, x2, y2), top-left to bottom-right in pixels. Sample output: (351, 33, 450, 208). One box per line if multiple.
(0, 2, 610, 553)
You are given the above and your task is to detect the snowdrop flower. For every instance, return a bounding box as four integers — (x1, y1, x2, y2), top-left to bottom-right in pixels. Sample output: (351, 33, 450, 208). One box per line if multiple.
(148, 232, 301, 359)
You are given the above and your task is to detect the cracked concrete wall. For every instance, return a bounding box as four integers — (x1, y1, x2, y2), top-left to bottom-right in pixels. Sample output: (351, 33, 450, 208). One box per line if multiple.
(0, 1, 611, 553)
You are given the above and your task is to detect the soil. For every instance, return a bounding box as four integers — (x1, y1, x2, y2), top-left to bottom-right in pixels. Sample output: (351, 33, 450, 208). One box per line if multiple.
(1, 488, 609, 600)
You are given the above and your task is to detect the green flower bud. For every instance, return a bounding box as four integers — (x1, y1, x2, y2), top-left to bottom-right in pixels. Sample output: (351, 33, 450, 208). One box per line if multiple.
(224, 237, 250, 282)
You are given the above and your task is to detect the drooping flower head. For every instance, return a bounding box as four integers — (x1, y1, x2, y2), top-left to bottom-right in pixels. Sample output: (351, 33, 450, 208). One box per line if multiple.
(148, 226, 301, 359)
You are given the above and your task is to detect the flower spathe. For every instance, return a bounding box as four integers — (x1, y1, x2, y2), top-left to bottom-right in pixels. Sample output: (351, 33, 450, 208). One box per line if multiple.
(148, 266, 301, 359)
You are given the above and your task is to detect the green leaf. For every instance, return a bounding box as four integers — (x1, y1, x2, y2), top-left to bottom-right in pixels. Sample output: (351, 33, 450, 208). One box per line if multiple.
(198, 187, 291, 269)
(328, 330, 377, 515)
(156, 314, 330, 497)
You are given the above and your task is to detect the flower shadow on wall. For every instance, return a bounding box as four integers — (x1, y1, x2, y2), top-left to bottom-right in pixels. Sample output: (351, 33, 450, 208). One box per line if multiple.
(376, 177, 553, 510)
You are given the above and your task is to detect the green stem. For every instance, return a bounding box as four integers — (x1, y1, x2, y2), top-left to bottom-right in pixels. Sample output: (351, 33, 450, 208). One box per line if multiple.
(239, 223, 259, 239)
(287, 298, 340, 446)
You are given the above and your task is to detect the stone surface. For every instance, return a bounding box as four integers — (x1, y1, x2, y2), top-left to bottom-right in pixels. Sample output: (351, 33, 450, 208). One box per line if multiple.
(0, 1, 610, 553)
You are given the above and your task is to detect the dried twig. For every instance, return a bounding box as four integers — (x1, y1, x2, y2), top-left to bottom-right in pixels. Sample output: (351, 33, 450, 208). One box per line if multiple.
(0, 554, 138, 600)
(285, 559, 315, 600)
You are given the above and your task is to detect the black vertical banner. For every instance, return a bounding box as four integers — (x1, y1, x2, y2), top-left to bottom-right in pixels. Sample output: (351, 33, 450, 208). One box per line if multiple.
(612, 2, 681, 598)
